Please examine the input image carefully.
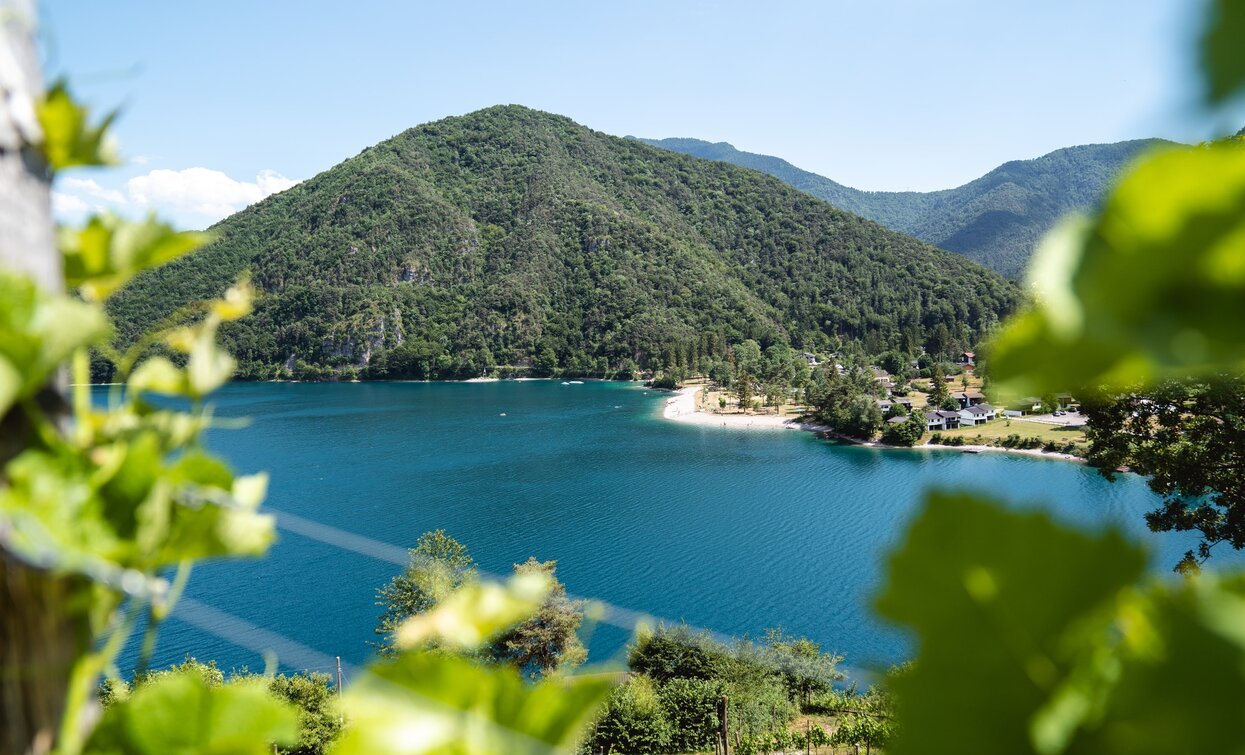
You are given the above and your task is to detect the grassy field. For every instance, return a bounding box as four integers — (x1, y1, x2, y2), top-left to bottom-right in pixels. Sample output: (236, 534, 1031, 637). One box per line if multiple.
(931, 417, 1088, 446)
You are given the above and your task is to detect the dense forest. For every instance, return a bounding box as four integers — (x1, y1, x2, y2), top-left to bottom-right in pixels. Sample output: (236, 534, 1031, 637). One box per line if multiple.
(640, 136, 1167, 278)
(105, 106, 1020, 381)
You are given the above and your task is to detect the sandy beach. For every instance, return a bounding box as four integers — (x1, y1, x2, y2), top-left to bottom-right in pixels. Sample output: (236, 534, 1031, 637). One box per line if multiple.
(660, 387, 829, 431)
(658, 387, 1085, 463)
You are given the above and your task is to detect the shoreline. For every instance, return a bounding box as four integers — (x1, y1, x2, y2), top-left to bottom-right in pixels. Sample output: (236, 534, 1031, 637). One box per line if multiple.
(660, 387, 1086, 465)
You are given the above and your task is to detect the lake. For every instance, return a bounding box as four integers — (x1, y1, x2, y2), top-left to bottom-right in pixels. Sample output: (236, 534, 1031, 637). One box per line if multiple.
(126, 380, 1206, 677)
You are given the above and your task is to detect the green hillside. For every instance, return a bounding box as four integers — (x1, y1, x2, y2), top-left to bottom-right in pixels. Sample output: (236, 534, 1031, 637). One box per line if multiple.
(106, 106, 1020, 380)
(639, 137, 1168, 278)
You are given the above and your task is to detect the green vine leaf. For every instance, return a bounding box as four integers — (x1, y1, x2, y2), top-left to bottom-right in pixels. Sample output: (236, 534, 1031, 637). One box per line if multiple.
(0, 271, 110, 417)
(990, 142, 1245, 395)
(59, 214, 211, 302)
(1202, 0, 1245, 106)
(874, 491, 1148, 755)
(85, 670, 299, 754)
(330, 652, 612, 755)
(35, 81, 119, 171)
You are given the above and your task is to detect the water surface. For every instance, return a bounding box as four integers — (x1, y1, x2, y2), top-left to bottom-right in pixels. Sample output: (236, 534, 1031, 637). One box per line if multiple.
(124, 381, 1209, 675)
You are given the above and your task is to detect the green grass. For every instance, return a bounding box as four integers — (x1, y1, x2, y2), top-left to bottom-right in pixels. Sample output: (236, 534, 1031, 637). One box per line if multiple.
(931, 418, 1087, 446)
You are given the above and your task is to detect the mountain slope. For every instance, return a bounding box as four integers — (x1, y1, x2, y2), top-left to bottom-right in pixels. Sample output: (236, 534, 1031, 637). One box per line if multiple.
(638, 137, 1168, 278)
(108, 106, 1020, 380)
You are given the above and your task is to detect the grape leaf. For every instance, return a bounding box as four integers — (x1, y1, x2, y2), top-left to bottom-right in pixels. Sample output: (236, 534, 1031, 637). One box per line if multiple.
(85, 671, 298, 754)
(874, 491, 1147, 755)
(991, 143, 1245, 395)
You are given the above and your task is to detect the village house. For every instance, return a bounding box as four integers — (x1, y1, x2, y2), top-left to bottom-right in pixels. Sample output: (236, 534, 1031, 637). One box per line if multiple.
(925, 410, 962, 431)
(958, 403, 997, 426)
(953, 390, 986, 408)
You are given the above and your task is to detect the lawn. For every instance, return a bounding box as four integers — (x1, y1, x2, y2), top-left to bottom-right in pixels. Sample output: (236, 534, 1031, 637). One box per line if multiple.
(932, 418, 1088, 446)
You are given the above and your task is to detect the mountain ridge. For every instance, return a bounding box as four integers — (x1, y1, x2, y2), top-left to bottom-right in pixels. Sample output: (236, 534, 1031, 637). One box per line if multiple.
(636, 136, 1171, 277)
(106, 105, 1020, 381)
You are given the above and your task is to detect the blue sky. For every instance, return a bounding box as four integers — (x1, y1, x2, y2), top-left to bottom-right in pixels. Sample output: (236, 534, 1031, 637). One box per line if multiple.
(42, 0, 1229, 228)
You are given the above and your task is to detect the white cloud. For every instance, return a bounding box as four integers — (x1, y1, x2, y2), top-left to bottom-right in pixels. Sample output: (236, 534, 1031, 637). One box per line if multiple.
(51, 190, 90, 214)
(126, 168, 301, 223)
(61, 177, 125, 204)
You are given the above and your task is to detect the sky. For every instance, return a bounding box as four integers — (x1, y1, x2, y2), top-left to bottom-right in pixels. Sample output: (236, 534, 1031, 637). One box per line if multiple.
(40, 0, 1233, 229)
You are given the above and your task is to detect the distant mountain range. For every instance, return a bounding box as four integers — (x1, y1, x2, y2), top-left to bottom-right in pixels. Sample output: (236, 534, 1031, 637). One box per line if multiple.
(106, 106, 1019, 380)
(636, 137, 1170, 278)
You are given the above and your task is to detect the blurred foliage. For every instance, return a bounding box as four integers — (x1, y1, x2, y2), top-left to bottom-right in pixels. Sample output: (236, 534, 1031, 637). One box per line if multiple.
(1201, 0, 1245, 106)
(877, 6, 1245, 754)
(36, 80, 118, 171)
(991, 141, 1245, 395)
(60, 214, 211, 303)
(85, 669, 298, 755)
(5, 79, 617, 755)
(331, 650, 609, 755)
(376, 532, 588, 679)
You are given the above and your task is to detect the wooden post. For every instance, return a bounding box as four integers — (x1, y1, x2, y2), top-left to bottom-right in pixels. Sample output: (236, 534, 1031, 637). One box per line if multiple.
(717, 695, 730, 755)
(0, 4, 88, 754)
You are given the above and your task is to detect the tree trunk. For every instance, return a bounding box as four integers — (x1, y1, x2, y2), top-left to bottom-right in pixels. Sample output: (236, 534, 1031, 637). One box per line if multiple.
(0, 3, 88, 753)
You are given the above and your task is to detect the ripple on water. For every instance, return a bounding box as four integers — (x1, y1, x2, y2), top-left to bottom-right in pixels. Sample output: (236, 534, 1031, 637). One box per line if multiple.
(113, 381, 1233, 675)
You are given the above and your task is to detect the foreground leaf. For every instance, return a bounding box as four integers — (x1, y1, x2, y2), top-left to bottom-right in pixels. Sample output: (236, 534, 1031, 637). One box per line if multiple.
(1202, 0, 1245, 106)
(991, 143, 1245, 395)
(874, 491, 1147, 755)
(395, 571, 550, 651)
(36, 81, 117, 170)
(331, 652, 612, 755)
(0, 271, 109, 416)
(1067, 574, 1245, 754)
(86, 671, 298, 754)
(59, 214, 210, 302)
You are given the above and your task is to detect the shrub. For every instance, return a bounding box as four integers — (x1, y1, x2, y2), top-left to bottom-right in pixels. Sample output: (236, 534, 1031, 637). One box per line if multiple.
(658, 677, 725, 753)
(587, 676, 673, 755)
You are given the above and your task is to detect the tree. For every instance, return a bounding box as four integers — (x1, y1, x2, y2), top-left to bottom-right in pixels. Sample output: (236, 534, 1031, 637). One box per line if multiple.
(762, 628, 844, 708)
(487, 558, 587, 678)
(928, 363, 951, 406)
(375, 530, 477, 651)
(733, 339, 763, 378)
(882, 412, 926, 447)
(1083, 376, 1245, 571)
(268, 672, 342, 755)
(735, 373, 754, 413)
(831, 393, 883, 439)
(533, 344, 559, 377)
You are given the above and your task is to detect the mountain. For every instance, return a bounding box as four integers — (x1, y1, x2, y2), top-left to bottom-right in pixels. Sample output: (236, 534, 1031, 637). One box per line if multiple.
(638, 137, 1168, 278)
(106, 106, 1020, 381)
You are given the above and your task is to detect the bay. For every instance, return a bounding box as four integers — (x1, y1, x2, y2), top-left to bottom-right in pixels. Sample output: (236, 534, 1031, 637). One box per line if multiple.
(125, 380, 1210, 677)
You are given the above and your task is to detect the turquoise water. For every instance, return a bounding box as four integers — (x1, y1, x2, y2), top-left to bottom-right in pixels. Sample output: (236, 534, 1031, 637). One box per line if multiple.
(125, 381, 1209, 676)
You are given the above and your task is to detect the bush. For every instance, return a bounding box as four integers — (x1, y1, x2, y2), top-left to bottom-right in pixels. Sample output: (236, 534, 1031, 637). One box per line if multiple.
(650, 373, 681, 390)
(929, 433, 943, 445)
(587, 676, 672, 755)
(657, 677, 725, 753)
(629, 626, 726, 683)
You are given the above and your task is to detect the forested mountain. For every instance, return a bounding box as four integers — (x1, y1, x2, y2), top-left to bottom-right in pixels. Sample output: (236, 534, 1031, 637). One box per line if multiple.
(107, 106, 1020, 381)
(639, 137, 1169, 278)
